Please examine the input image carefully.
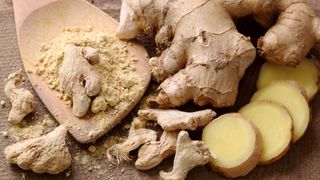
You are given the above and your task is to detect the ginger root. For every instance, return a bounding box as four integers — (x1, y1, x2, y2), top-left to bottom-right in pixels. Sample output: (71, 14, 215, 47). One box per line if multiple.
(4, 70, 35, 124)
(59, 44, 101, 117)
(257, 58, 320, 101)
(240, 101, 293, 164)
(202, 113, 261, 178)
(138, 109, 216, 131)
(251, 80, 310, 142)
(107, 118, 157, 164)
(4, 125, 71, 174)
(135, 131, 178, 170)
(117, 0, 256, 108)
(159, 131, 212, 180)
(117, 0, 320, 108)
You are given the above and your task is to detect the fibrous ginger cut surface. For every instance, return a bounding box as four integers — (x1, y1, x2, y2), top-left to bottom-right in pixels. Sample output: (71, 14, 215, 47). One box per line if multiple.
(240, 101, 292, 164)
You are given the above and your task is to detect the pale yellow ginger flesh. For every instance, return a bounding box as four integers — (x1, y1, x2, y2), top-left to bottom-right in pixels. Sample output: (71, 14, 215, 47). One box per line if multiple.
(59, 44, 101, 117)
(257, 58, 320, 100)
(202, 113, 261, 178)
(36, 27, 144, 122)
(4, 70, 35, 124)
(240, 101, 293, 164)
(251, 81, 310, 142)
(138, 109, 216, 131)
(117, 0, 320, 109)
(106, 118, 157, 164)
(135, 131, 178, 170)
(159, 131, 212, 180)
(4, 125, 71, 174)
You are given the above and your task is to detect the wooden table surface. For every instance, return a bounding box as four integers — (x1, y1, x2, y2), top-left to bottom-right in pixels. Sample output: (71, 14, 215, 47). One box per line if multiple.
(1, 0, 320, 180)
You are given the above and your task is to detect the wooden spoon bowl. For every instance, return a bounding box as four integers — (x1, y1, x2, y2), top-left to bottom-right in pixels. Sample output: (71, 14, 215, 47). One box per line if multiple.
(12, 0, 151, 143)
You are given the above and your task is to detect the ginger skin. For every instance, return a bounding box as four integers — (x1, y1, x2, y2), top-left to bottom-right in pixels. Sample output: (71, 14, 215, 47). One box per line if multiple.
(135, 131, 178, 170)
(59, 44, 101, 117)
(138, 109, 216, 131)
(159, 131, 212, 180)
(4, 125, 71, 174)
(107, 118, 157, 164)
(4, 70, 35, 124)
(117, 0, 320, 108)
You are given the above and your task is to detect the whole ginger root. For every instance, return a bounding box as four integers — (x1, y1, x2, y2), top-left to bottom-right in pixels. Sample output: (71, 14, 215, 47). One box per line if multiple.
(116, 0, 320, 108)
(4, 125, 71, 174)
(59, 44, 101, 117)
(4, 70, 35, 124)
(107, 118, 157, 164)
(138, 109, 216, 131)
(159, 131, 212, 180)
(135, 131, 178, 170)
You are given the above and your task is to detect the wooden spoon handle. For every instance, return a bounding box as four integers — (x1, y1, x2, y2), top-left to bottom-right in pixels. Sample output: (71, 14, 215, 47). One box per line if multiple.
(13, 0, 59, 31)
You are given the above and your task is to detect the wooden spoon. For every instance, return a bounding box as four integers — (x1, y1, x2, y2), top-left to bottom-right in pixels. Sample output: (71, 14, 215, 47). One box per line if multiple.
(12, 0, 151, 143)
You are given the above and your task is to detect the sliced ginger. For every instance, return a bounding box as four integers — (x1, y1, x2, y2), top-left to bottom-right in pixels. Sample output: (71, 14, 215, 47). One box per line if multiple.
(251, 81, 310, 142)
(257, 58, 319, 100)
(239, 101, 293, 164)
(202, 113, 261, 178)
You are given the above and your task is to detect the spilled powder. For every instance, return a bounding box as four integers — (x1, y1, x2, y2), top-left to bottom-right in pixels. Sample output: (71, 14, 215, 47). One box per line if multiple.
(35, 27, 144, 119)
(9, 115, 58, 141)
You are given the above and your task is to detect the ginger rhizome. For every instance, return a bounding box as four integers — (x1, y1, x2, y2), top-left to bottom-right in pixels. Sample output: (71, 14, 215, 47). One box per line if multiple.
(107, 118, 157, 164)
(202, 113, 261, 178)
(59, 44, 101, 117)
(138, 109, 216, 131)
(159, 131, 212, 180)
(117, 0, 320, 109)
(4, 125, 71, 174)
(135, 131, 178, 170)
(4, 70, 35, 124)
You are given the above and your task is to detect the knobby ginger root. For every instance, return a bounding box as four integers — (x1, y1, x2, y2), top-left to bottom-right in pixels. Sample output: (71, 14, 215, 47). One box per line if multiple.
(202, 113, 261, 178)
(251, 80, 310, 142)
(118, 0, 256, 108)
(240, 101, 293, 164)
(107, 118, 157, 164)
(138, 109, 216, 131)
(159, 131, 212, 180)
(4, 125, 71, 174)
(117, 0, 320, 109)
(135, 131, 178, 170)
(59, 44, 101, 117)
(257, 58, 320, 100)
(4, 70, 35, 124)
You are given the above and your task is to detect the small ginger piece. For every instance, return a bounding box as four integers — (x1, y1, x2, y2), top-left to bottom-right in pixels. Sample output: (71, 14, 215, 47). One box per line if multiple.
(251, 80, 310, 142)
(107, 118, 157, 164)
(4, 70, 35, 124)
(59, 44, 101, 117)
(91, 96, 108, 113)
(202, 113, 261, 178)
(240, 101, 293, 164)
(4, 125, 71, 174)
(138, 109, 216, 131)
(135, 131, 178, 170)
(257, 58, 320, 101)
(159, 131, 211, 180)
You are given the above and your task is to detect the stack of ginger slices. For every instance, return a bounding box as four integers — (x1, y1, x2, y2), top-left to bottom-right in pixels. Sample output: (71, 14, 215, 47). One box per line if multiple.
(202, 58, 319, 178)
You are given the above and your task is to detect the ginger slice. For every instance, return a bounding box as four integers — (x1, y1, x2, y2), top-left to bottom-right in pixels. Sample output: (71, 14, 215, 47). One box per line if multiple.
(135, 131, 178, 170)
(202, 113, 261, 178)
(4, 125, 71, 174)
(239, 101, 293, 164)
(251, 80, 310, 142)
(107, 118, 157, 164)
(4, 70, 35, 124)
(257, 58, 320, 100)
(138, 109, 216, 131)
(160, 131, 211, 180)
